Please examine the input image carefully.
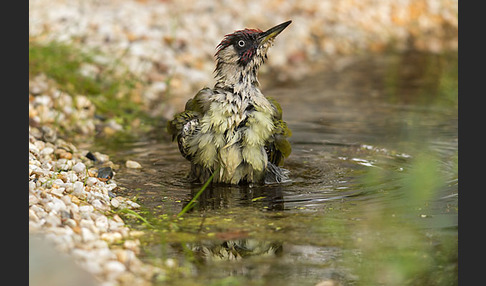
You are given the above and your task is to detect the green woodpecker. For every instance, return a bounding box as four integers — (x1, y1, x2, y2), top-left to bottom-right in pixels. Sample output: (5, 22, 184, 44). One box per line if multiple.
(167, 20, 292, 184)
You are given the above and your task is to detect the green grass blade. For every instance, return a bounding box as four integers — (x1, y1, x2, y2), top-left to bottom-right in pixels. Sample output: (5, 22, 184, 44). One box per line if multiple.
(118, 208, 154, 228)
(177, 169, 217, 217)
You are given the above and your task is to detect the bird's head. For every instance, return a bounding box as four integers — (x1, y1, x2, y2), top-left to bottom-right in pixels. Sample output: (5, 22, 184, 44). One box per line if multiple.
(214, 20, 291, 91)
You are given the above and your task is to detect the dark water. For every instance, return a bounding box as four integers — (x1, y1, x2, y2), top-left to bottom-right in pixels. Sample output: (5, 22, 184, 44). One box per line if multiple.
(95, 51, 458, 285)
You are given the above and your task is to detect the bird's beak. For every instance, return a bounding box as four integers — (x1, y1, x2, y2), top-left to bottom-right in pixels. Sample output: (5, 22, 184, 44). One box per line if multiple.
(258, 20, 291, 46)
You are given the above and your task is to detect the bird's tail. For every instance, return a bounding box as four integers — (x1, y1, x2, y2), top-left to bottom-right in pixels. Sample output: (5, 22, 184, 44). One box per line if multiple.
(264, 162, 291, 184)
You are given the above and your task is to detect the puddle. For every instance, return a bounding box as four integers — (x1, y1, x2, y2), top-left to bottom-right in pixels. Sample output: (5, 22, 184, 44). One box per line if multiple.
(92, 51, 458, 285)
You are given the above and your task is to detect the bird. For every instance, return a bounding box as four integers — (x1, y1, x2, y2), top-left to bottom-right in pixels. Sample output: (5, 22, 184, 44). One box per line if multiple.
(167, 20, 292, 185)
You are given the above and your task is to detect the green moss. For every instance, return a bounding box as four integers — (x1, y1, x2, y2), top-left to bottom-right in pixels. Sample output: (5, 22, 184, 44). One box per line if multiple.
(29, 40, 155, 136)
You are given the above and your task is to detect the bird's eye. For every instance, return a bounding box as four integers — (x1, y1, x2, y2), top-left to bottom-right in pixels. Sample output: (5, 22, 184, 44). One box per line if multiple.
(238, 40, 245, 47)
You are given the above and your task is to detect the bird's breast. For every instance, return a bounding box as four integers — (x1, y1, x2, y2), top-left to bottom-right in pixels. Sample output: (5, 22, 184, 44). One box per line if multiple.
(190, 89, 275, 171)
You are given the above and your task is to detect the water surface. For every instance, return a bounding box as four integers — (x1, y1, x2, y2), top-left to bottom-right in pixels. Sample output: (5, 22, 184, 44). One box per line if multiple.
(95, 51, 458, 285)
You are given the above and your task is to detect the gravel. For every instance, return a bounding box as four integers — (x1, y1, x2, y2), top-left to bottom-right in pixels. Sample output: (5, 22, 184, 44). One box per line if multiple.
(29, 127, 164, 285)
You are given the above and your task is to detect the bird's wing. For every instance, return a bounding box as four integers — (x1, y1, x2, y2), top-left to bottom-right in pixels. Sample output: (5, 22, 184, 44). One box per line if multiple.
(265, 96, 292, 166)
(167, 88, 214, 160)
(167, 87, 213, 139)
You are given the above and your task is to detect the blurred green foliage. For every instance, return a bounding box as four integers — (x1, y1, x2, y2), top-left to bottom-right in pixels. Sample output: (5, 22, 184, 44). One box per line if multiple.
(384, 51, 458, 108)
(343, 148, 457, 285)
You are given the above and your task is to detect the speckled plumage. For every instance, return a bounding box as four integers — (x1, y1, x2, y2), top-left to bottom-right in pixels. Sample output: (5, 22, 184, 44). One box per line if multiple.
(168, 21, 292, 184)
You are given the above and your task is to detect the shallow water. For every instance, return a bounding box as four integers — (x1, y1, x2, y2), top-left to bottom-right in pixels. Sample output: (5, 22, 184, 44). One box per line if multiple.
(94, 51, 457, 285)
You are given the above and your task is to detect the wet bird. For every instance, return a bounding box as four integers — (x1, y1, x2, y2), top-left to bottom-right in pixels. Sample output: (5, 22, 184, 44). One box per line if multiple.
(167, 21, 292, 184)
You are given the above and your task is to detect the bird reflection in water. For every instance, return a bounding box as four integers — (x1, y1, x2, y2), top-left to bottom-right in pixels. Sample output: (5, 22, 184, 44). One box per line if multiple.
(178, 183, 285, 271)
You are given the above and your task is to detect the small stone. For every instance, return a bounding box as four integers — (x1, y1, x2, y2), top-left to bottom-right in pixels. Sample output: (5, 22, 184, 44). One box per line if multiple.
(72, 162, 86, 173)
(104, 260, 126, 277)
(115, 249, 130, 265)
(101, 232, 123, 243)
(85, 151, 97, 162)
(50, 187, 65, 197)
(125, 160, 142, 169)
(61, 195, 72, 205)
(60, 210, 71, 221)
(95, 216, 109, 233)
(86, 168, 97, 177)
(63, 183, 74, 193)
(30, 164, 45, 176)
(116, 272, 137, 285)
(29, 194, 39, 206)
(41, 126, 57, 142)
(45, 213, 62, 227)
(45, 198, 66, 212)
(29, 143, 39, 155)
(123, 240, 140, 252)
(81, 227, 97, 242)
(106, 182, 117, 190)
(97, 167, 113, 182)
(69, 195, 81, 205)
(52, 179, 65, 187)
(29, 209, 40, 222)
(129, 230, 145, 238)
(66, 172, 78, 182)
(64, 218, 77, 228)
(29, 181, 36, 191)
(93, 152, 109, 163)
(79, 206, 94, 220)
(91, 199, 105, 210)
(128, 201, 140, 209)
(55, 149, 73, 160)
(40, 147, 54, 156)
(110, 198, 120, 208)
(86, 177, 99, 186)
(72, 181, 86, 199)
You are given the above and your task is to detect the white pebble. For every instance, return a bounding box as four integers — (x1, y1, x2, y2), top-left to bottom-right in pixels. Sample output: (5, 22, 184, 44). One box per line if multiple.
(101, 232, 123, 243)
(95, 216, 109, 233)
(123, 240, 139, 252)
(45, 197, 66, 212)
(73, 181, 84, 192)
(108, 220, 124, 231)
(52, 179, 64, 186)
(63, 182, 74, 192)
(72, 181, 86, 199)
(79, 205, 94, 219)
(29, 181, 36, 192)
(29, 143, 39, 154)
(86, 177, 99, 186)
(30, 204, 46, 219)
(66, 172, 78, 183)
(72, 162, 86, 173)
(40, 147, 54, 155)
(65, 218, 77, 228)
(81, 227, 97, 242)
(110, 198, 120, 208)
(41, 161, 53, 171)
(29, 209, 39, 222)
(125, 160, 142, 169)
(29, 194, 39, 206)
(128, 201, 140, 209)
(91, 199, 103, 210)
(50, 187, 65, 197)
(45, 213, 61, 227)
(79, 205, 94, 213)
(106, 183, 117, 191)
(104, 260, 126, 275)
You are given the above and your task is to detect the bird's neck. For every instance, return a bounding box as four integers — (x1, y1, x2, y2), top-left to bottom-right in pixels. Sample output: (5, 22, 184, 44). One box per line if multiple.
(214, 63, 260, 95)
